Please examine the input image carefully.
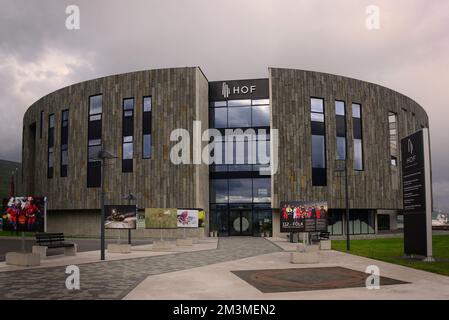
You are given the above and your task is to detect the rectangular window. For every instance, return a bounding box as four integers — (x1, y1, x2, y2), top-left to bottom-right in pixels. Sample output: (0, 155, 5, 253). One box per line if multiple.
(40, 111, 44, 139)
(87, 94, 102, 188)
(335, 101, 346, 160)
(142, 96, 152, 159)
(60, 109, 69, 177)
(122, 98, 134, 172)
(352, 103, 364, 170)
(47, 114, 55, 178)
(311, 98, 326, 186)
(388, 112, 398, 166)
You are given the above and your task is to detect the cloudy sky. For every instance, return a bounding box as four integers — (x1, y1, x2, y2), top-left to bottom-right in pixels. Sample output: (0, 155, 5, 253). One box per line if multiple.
(0, 0, 448, 209)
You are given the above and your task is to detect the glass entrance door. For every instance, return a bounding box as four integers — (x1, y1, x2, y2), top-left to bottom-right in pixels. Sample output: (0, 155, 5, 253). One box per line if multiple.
(229, 210, 252, 236)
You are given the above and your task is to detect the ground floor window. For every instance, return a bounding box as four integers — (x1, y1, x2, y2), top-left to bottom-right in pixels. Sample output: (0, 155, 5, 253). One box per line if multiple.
(327, 209, 375, 235)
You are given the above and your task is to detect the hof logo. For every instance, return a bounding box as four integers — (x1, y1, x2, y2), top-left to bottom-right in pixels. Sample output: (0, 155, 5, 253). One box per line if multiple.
(221, 82, 256, 98)
(408, 139, 414, 155)
(406, 139, 416, 164)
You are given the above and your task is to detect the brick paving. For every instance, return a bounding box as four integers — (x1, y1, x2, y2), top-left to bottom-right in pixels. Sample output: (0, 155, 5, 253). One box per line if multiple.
(0, 237, 281, 300)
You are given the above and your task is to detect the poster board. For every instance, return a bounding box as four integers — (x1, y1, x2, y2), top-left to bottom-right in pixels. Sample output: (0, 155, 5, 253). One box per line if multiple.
(144, 208, 177, 229)
(1, 196, 46, 232)
(177, 209, 199, 228)
(104, 205, 137, 229)
(280, 201, 328, 233)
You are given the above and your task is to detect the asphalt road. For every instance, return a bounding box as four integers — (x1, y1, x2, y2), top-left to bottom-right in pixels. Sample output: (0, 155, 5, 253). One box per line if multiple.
(0, 237, 153, 261)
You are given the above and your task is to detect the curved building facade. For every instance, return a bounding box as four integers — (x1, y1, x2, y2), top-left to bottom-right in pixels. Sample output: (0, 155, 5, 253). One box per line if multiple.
(21, 67, 430, 237)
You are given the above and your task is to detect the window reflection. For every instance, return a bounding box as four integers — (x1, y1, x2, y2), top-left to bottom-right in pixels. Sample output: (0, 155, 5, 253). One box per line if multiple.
(312, 135, 326, 168)
(252, 105, 270, 127)
(253, 178, 271, 203)
(229, 179, 252, 203)
(228, 107, 251, 127)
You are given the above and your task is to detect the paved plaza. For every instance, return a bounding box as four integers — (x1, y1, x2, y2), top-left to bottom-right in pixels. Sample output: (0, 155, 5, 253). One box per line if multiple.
(0, 237, 448, 300)
(0, 237, 280, 299)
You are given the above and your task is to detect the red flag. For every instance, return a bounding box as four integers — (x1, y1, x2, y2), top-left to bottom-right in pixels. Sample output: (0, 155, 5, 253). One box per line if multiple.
(9, 174, 14, 197)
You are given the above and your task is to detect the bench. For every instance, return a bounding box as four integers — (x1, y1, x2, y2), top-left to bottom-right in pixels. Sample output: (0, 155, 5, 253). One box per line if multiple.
(32, 233, 77, 259)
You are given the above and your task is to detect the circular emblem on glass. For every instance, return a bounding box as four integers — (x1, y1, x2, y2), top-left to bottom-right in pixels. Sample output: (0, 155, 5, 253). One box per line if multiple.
(233, 217, 249, 232)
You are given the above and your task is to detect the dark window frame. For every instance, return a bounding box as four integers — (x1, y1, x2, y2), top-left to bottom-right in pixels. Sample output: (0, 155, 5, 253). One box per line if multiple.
(40, 111, 44, 139)
(47, 113, 55, 179)
(142, 96, 152, 159)
(388, 111, 398, 167)
(87, 94, 103, 188)
(60, 109, 69, 177)
(122, 97, 134, 172)
(335, 100, 347, 160)
(310, 97, 327, 186)
(352, 103, 364, 171)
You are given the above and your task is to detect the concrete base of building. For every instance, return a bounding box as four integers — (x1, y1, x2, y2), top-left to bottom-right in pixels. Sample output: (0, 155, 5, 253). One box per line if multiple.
(5, 252, 41, 267)
(290, 251, 319, 264)
(176, 238, 193, 246)
(320, 240, 332, 250)
(47, 210, 208, 239)
(107, 244, 132, 254)
(151, 240, 174, 251)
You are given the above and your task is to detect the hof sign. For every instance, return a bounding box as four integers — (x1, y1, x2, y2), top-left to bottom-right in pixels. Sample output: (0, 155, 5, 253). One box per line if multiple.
(401, 128, 433, 258)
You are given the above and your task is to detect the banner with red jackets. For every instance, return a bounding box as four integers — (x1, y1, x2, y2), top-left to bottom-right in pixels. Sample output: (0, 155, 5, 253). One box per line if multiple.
(1, 197, 45, 232)
(280, 201, 328, 233)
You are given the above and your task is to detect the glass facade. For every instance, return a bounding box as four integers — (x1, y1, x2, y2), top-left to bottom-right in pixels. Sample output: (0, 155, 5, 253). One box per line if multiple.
(209, 96, 272, 236)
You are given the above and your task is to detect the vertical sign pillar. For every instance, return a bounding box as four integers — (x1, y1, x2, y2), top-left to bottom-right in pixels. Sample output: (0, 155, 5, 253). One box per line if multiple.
(401, 128, 433, 260)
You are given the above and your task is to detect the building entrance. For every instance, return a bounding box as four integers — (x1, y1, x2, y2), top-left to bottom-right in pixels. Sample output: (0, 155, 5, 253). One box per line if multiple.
(230, 210, 253, 236)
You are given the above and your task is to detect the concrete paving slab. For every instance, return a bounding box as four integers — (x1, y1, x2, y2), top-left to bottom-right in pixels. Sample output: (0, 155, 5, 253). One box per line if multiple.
(124, 249, 449, 300)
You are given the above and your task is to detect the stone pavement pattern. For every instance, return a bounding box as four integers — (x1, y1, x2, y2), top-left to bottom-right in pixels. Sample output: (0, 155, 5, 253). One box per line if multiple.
(0, 237, 281, 299)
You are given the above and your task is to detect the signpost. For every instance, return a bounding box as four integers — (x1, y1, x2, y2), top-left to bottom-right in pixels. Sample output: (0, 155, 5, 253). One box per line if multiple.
(401, 128, 433, 261)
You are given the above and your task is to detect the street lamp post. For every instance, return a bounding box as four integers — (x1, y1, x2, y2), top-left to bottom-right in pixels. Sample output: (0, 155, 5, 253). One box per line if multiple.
(97, 150, 117, 261)
(123, 191, 136, 245)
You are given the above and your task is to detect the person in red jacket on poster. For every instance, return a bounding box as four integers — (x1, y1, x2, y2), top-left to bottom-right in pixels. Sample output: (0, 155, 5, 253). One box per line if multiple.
(316, 206, 321, 219)
(295, 206, 301, 220)
(6, 198, 20, 231)
(24, 197, 39, 231)
(282, 205, 288, 221)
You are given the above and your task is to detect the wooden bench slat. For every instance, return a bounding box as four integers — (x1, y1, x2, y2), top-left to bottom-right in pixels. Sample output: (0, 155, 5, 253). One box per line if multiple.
(35, 233, 75, 249)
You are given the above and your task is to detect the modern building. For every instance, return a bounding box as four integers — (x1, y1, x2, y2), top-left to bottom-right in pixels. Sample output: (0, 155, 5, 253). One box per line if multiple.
(21, 67, 431, 238)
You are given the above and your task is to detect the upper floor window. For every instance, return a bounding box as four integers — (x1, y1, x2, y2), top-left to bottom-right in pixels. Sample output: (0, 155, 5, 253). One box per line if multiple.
(352, 103, 364, 171)
(87, 94, 103, 188)
(388, 112, 398, 166)
(61, 110, 69, 177)
(311, 98, 326, 186)
(122, 98, 134, 172)
(335, 101, 346, 160)
(143, 96, 152, 159)
(47, 113, 55, 179)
